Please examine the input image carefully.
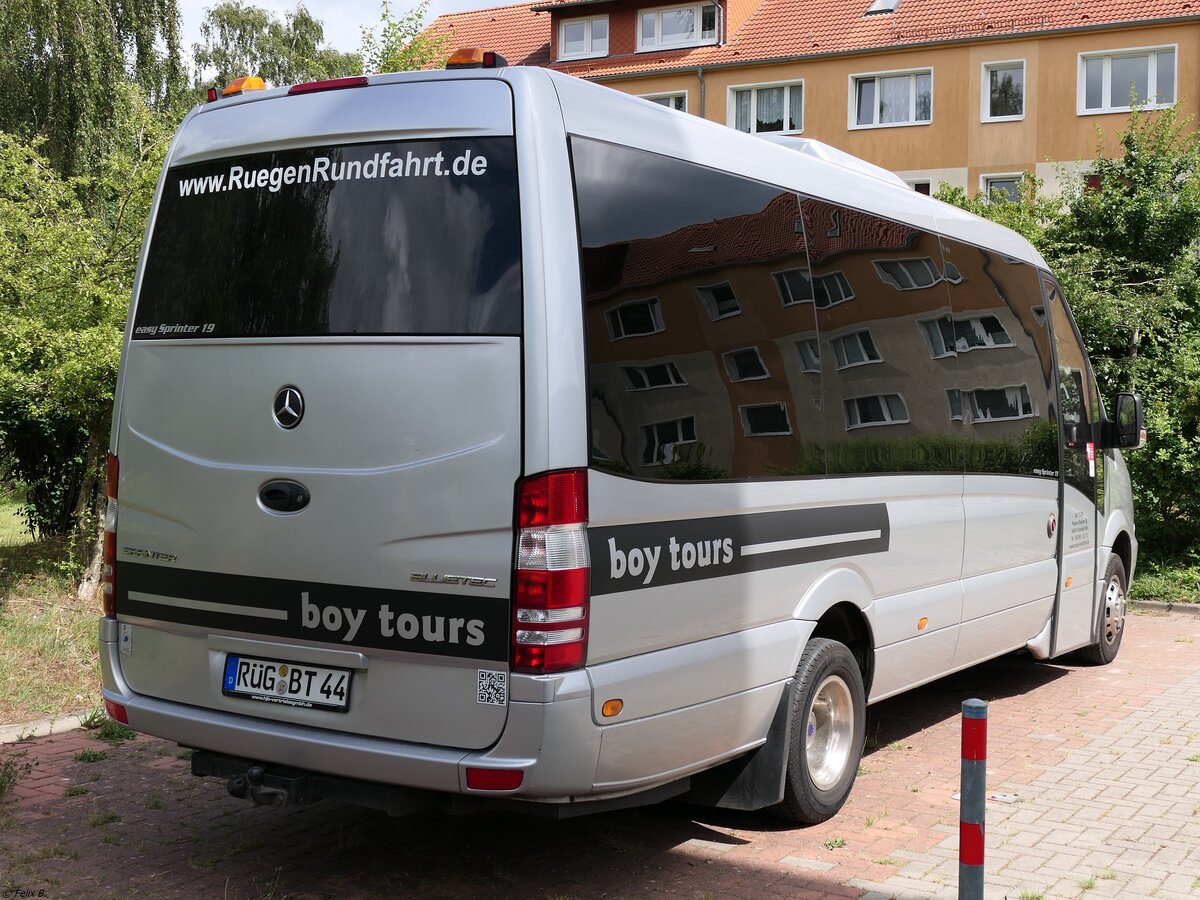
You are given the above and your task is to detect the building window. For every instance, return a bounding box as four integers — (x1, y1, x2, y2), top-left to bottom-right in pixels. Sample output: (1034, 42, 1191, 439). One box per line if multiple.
(723, 347, 769, 381)
(865, 0, 900, 13)
(983, 61, 1024, 120)
(874, 258, 941, 290)
(697, 282, 740, 319)
(774, 268, 853, 308)
(638, 3, 718, 51)
(607, 298, 664, 340)
(642, 92, 686, 111)
(953, 385, 1035, 422)
(832, 330, 881, 368)
(741, 402, 792, 436)
(559, 16, 608, 60)
(844, 394, 909, 429)
(731, 82, 803, 134)
(921, 314, 1012, 357)
(908, 180, 931, 195)
(621, 362, 686, 390)
(852, 69, 932, 128)
(983, 175, 1021, 203)
(795, 338, 821, 373)
(642, 416, 696, 464)
(1079, 46, 1176, 114)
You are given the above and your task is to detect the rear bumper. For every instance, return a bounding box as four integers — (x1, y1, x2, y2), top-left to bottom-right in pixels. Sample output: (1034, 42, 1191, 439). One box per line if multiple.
(99, 616, 603, 801)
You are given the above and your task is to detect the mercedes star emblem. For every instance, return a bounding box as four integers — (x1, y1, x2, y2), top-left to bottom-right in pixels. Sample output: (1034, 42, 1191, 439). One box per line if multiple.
(273, 386, 304, 430)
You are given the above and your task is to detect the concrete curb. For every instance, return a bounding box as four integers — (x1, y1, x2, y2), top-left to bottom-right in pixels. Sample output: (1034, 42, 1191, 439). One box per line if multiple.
(1130, 599, 1200, 617)
(0, 709, 91, 745)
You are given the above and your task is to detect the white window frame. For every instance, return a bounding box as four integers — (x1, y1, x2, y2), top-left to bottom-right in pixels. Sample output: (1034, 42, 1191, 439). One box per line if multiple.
(739, 402, 793, 436)
(640, 91, 688, 112)
(1077, 45, 1177, 115)
(947, 389, 964, 422)
(795, 338, 821, 373)
(849, 68, 933, 129)
(621, 361, 687, 391)
(919, 314, 1013, 358)
(697, 281, 740, 320)
(832, 329, 882, 369)
(606, 297, 664, 340)
(961, 384, 1035, 423)
(981, 173, 1023, 204)
(641, 416, 697, 465)
(774, 268, 854, 309)
(873, 258, 942, 291)
(981, 60, 1025, 122)
(637, 2, 719, 52)
(844, 394, 910, 430)
(558, 15, 609, 61)
(727, 80, 805, 135)
(722, 346, 769, 382)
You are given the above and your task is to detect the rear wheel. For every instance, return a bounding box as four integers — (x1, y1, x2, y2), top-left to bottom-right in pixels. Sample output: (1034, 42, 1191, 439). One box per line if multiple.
(772, 638, 865, 824)
(1077, 554, 1127, 665)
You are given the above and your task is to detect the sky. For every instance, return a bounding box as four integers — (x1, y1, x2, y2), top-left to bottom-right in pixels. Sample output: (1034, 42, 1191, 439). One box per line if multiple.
(176, 0, 511, 63)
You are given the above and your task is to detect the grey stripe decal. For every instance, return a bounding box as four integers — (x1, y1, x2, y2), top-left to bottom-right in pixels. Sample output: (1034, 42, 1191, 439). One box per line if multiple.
(128, 591, 289, 621)
(589, 503, 889, 595)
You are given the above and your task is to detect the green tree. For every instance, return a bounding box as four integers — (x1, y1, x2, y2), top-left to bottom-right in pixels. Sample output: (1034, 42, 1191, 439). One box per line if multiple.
(360, 0, 450, 74)
(193, 2, 360, 90)
(0, 0, 184, 178)
(0, 135, 127, 543)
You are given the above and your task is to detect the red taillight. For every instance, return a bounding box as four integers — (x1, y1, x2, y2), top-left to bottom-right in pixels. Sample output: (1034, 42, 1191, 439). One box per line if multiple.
(102, 453, 118, 617)
(104, 698, 129, 725)
(512, 469, 589, 674)
(288, 76, 369, 95)
(465, 767, 524, 791)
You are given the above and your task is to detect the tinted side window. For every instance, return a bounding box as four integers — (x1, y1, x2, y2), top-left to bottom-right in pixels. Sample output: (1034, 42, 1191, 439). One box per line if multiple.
(573, 138, 824, 480)
(1043, 275, 1100, 500)
(939, 239, 1058, 477)
(799, 197, 961, 474)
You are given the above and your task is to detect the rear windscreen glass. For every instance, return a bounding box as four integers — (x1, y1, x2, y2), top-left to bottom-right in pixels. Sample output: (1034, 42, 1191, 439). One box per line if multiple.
(134, 137, 521, 338)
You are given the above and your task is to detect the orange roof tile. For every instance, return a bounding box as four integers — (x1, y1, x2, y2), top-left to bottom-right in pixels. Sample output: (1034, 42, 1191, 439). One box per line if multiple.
(425, 0, 1196, 78)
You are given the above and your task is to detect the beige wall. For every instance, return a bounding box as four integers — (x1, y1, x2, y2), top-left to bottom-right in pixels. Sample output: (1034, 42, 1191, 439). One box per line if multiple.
(600, 23, 1197, 196)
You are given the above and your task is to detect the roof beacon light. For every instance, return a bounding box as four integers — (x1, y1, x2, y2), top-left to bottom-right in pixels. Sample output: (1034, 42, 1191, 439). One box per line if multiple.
(446, 47, 509, 69)
(220, 76, 267, 98)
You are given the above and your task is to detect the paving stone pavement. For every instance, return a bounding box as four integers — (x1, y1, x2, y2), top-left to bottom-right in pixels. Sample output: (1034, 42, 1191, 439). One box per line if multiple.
(1, 610, 1198, 899)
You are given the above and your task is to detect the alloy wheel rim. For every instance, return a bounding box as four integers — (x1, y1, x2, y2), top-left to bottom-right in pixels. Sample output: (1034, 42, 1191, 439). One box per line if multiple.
(1102, 575, 1126, 646)
(805, 674, 854, 792)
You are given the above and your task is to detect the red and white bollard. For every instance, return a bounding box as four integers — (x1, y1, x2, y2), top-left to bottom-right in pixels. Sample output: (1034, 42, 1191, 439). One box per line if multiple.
(959, 698, 987, 900)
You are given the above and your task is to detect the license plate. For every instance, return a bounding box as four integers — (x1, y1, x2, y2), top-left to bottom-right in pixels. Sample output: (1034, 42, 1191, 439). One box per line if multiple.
(222, 655, 351, 712)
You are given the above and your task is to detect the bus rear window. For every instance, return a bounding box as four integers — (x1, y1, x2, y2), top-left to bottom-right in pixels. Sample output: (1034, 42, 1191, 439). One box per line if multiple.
(134, 137, 521, 339)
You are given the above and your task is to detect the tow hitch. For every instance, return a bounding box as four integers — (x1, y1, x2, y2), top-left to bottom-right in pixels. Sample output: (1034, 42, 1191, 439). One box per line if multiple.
(227, 764, 295, 807)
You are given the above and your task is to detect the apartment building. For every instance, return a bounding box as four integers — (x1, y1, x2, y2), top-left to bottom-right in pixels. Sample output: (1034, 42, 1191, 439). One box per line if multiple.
(425, 0, 1197, 196)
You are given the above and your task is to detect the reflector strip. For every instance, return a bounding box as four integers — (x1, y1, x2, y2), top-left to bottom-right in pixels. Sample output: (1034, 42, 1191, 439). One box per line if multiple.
(127, 591, 288, 621)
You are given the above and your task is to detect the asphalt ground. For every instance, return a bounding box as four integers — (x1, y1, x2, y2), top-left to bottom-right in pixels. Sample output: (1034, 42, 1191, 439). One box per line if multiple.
(1, 609, 1198, 899)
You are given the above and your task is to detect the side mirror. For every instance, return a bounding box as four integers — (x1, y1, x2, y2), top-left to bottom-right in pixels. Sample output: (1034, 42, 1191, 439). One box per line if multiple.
(1103, 393, 1146, 450)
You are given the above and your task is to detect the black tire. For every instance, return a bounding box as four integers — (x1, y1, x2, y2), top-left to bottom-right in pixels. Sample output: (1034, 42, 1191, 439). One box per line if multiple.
(771, 638, 866, 824)
(1076, 554, 1127, 666)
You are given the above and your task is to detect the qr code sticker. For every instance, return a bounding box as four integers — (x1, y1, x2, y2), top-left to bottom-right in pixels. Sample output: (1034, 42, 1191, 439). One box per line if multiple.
(477, 670, 507, 705)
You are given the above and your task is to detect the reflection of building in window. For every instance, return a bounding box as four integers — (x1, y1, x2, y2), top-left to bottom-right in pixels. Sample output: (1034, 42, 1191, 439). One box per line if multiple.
(833, 330, 881, 368)
(874, 258, 941, 290)
(949, 385, 1034, 422)
(621, 361, 686, 390)
(844, 394, 909, 428)
(723, 347, 769, 381)
(642, 416, 696, 464)
(774, 268, 854, 308)
(697, 282, 740, 319)
(607, 298, 663, 339)
(920, 314, 1012, 356)
(795, 338, 821, 372)
(741, 402, 792, 435)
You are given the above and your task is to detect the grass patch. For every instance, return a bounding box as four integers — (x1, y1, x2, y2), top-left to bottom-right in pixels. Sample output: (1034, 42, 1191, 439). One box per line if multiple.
(0, 750, 32, 800)
(94, 720, 137, 745)
(0, 491, 99, 723)
(822, 837, 847, 850)
(74, 748, 108, 764)
(1079, 875, 1097, 890)
(86, 811, 119, 828)
(1130, 551, 1200, 604)
(874, 856, 900, 866)
(63, 785, 89, 798)
(144, 790, 164, 810)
